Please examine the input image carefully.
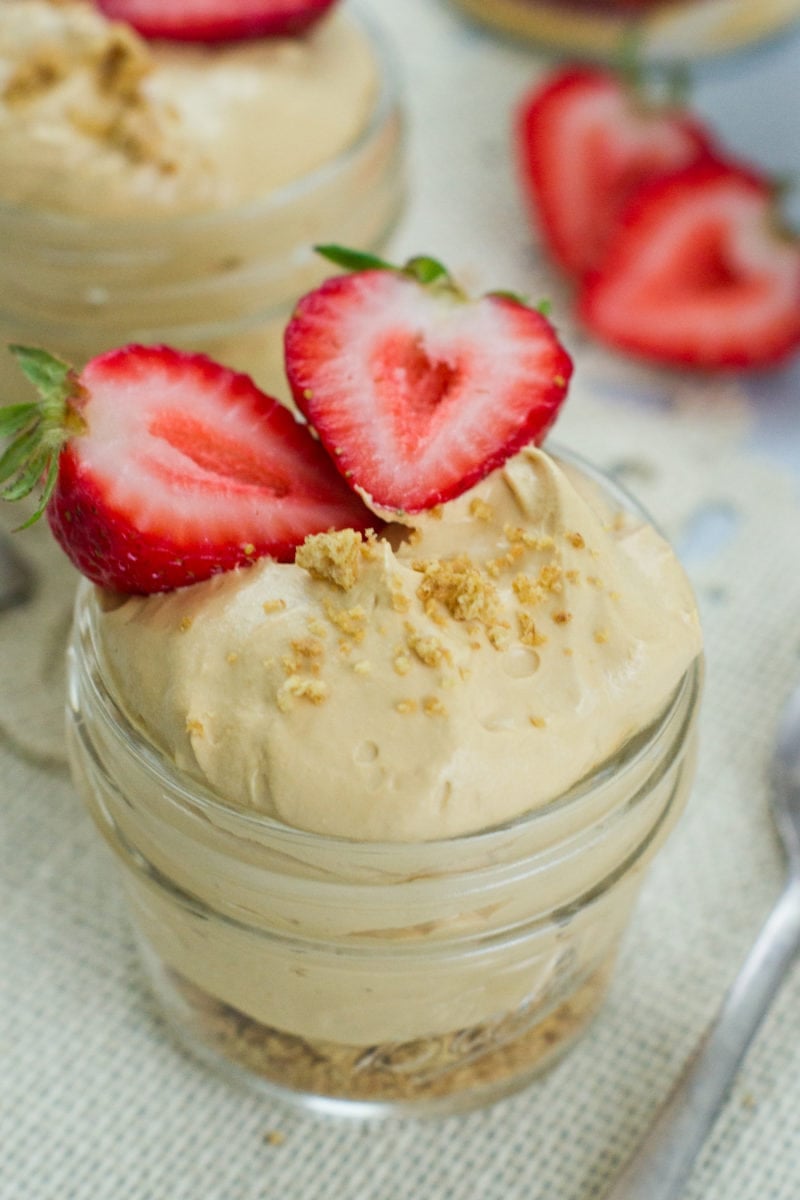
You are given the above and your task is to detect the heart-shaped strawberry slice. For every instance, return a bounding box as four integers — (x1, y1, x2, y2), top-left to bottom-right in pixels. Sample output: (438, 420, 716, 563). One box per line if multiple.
(516, 66, 714, 278)
(97, 0, 338, 41)
(578, 159, 800, 369)
(285, 251, 573, 513)
(1, 345, 374, 594)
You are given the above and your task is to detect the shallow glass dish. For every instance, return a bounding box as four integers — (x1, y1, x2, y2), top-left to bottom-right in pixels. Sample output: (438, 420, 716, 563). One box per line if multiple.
(0, 9, 404, 406)
(65, 454, 703, 1117)
(449, 0, 800, 62)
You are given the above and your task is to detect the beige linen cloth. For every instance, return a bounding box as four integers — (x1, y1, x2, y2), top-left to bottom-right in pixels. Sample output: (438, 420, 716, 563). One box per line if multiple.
(2, 1, 800, 1196)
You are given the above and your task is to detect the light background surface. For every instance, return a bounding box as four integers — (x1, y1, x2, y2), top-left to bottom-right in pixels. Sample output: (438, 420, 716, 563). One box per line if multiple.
(2, 3, 800, 1198)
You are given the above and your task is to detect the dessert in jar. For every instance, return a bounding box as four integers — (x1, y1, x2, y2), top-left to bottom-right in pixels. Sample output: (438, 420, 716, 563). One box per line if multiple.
(0, 0, 404, 405)
(2, 251, 702, 1115)
(449, 0, 800, 61)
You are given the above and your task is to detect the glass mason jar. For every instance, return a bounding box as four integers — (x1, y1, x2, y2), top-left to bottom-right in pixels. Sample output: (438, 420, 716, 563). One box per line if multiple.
(449, 0, 800, 61)
(65, 454, 703, 1117)
(0, 11, 404, 408)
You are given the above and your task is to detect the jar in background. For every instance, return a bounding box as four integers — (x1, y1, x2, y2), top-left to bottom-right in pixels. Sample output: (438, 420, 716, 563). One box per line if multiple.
(65, 457, 703, 1117)
(0, 11, 404, 407)
(449, 0, 800, 61)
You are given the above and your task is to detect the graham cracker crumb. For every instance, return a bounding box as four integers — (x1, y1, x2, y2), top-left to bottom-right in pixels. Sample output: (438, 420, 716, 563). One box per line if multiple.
(513, 575, 543, 607)
(594, 629, 610, 645)
(529, 716, 546, 729)
(567, 532, 586, 550)
(487, 624, 512, 651)
(226, 652, 239, 665)
(552, 611, 573, 625)
(185, 718, 204, 737)
(390, 583, 411, 614)
(429, 506, 444, 520)
(4, 44, 70, 104)
(393, 652, 412, 677)
(263, 599, 286, 615)
(469, 498, 494, 522)
(291, 637, 324, 661)
(565, 570, 580, 585)
(505, 527, 556, 552)
(307, 617, 327, 638)
(93, 26, 152, 101)
(264, 1130, 286, 1147)
(423, 696, 448, 717)
(395, 699, 418, 715)
(170, 961, 612, 1104)
(296, 529, 365, 591)
(179, 617, 193, 632)
(325, 601, 367, 639)
(518, 613, 547, 648)
(277, 675, 329, 712)
(353, 660, 371, 676)
(415, 556, 499, 626)
(405, 625, 452, 669)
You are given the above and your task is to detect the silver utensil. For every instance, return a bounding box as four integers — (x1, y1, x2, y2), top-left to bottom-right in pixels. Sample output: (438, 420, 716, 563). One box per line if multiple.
(602, 679, 800, 1200)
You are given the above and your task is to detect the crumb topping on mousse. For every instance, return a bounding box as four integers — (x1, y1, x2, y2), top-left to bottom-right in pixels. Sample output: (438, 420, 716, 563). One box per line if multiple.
(95, 447, 701, 841)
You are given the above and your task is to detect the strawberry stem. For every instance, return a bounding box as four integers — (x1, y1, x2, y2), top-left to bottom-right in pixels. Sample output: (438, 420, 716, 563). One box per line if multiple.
(1, 345, 81, 526)
(315, 244, 395, 274)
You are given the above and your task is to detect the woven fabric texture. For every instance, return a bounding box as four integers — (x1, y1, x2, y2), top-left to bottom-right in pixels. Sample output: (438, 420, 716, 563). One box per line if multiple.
(2, 2, 800, 1197)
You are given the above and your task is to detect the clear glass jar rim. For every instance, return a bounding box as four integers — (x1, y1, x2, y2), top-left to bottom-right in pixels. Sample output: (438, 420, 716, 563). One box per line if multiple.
(0, 4, 401, 233)
(76, 442, 703, 854)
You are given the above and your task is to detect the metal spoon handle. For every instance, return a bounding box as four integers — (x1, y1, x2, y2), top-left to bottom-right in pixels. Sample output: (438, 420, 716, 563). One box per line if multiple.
(602, 879, 800, 1200)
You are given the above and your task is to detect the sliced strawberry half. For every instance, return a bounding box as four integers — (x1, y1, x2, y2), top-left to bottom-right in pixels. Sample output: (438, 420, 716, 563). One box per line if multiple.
(284, 248, 573, 514)
(578, 159, 800, 369)
(516, 66, 715, 277)
(0, 345, 374, 594)
(97, 0, 338, 42)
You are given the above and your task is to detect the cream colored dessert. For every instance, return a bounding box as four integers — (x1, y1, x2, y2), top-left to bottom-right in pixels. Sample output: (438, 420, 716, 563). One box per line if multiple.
(69, 444, 703, 1089)
(0, 0, 379, 216)
(449, 0, 800, 60)
(96, 447, 702, 843)
(0, 1, 402, 407)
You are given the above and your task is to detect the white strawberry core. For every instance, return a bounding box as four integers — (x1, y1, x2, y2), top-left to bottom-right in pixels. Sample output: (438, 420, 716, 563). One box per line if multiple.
(305, 272, 561, 503)
(553, 89, 702, 269)
(598, 178, 799, 359)
(77, 354, 359, 545)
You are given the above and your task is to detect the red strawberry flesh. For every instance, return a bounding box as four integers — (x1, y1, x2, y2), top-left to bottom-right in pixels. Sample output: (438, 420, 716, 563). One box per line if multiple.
(285, 270, 572, 513)
(97, 0, 338, 41)
(578, 159, 800, 369)
(47, 346, 374, 593)
(516, 67, 714, 277)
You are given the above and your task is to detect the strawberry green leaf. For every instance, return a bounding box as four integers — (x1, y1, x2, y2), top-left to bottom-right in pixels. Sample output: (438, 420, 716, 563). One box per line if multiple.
(0, 426, 41, 485)
(9, 345, 73, 402)
(0, 403, 37, 439)
(1, 448, 49, 502)
(403, 256, 451, 286)
(15, 454, 59, 530)
(315, 244, 395, 274)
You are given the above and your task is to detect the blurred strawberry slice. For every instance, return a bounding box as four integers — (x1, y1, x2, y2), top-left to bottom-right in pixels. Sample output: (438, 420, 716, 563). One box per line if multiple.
(97, 0, 338, 41)
(578, 159, 800, 369)
(516, 66, 714, 277)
